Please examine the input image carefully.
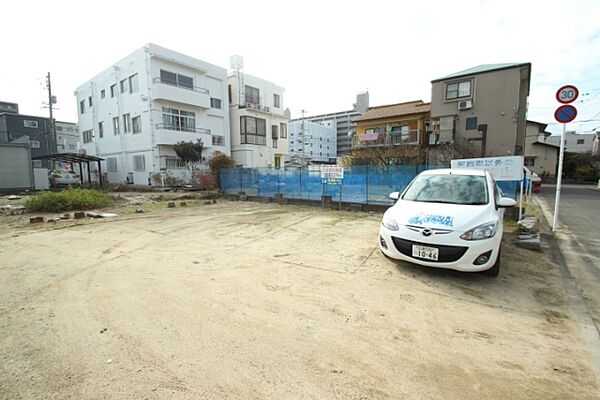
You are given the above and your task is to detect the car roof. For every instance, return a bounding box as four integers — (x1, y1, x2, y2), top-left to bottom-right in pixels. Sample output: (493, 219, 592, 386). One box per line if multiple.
(419, 168, 487, 177)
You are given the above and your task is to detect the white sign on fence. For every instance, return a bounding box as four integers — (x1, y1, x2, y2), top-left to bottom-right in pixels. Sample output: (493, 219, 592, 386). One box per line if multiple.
(320, 166, 344, 179)
(451, 156, 524, 181)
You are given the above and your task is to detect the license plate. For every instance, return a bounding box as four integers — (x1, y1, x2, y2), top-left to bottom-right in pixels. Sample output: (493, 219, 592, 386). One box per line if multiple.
(412, 245, 439, 261)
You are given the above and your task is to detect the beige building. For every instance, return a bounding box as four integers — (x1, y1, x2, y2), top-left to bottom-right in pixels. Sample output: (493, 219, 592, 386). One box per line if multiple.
(524, 120, 559, 178)
(429, 63, 531, 162)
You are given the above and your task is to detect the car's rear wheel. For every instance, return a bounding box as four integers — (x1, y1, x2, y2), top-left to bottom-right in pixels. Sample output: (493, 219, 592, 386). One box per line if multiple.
(484, 248, 501, 277)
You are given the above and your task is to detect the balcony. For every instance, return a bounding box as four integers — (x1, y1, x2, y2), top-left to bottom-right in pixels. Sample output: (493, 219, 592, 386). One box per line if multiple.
(353, 129, 420, 148)
(155, 123, 212, 145)
(152, 78, 211, 108)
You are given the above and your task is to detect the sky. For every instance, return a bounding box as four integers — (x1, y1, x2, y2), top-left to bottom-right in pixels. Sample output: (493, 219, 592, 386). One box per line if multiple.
(1, 0, 599, 135)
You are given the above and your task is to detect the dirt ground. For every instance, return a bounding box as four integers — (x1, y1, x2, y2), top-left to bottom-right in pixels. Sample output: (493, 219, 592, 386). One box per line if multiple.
(0, 196, 599, 399)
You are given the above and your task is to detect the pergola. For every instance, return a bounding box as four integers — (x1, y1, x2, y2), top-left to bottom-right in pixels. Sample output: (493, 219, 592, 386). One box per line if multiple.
(32, 153, 105, 186)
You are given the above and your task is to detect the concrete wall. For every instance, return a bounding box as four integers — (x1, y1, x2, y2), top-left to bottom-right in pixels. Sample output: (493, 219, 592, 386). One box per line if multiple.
(0, 143, 32, 190)
(431, 65, 530, 157)
(546, 132, 595, 153)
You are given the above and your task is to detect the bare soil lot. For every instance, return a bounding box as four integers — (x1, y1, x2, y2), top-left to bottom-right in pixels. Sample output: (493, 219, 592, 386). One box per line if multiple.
(0, 199, 598, 399)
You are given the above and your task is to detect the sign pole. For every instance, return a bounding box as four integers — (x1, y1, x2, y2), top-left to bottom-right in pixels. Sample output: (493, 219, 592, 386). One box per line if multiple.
(553, 122, 566, 231)
(518, 179, 524, 221)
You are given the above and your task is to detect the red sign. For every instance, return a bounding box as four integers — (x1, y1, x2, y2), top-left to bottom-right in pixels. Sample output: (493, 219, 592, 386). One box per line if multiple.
(554, 105, 577, 123)
(556, 85, 579, 104)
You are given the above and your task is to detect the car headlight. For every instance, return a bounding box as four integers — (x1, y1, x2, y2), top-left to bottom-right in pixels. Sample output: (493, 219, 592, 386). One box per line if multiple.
(460, 221, 497, 241)
(381, 211, 399, 231)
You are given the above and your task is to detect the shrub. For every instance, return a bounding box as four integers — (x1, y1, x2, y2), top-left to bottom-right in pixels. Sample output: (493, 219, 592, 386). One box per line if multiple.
(26, 188, 112, 212)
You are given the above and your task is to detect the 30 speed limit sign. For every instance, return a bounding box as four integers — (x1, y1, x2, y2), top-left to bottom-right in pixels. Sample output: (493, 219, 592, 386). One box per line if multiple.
(556, 85, 579, 104)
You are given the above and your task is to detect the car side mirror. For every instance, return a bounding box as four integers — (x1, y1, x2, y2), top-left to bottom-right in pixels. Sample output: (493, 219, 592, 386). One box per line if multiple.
(498, 197, 516, 208)
(389, 192, 400, 200)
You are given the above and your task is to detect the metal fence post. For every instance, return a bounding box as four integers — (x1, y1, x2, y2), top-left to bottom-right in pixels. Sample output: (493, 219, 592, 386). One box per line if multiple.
(366, 165, 369, 204)
(239, 168, 243, 194)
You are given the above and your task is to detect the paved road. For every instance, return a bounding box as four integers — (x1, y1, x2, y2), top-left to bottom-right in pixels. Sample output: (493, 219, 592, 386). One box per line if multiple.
(540, 184, 600, 262)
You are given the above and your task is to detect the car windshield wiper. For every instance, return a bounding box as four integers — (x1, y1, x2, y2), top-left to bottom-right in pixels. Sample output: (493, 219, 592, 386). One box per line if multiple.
(461, 201, 487, 205)
(410, 199, 459, 204)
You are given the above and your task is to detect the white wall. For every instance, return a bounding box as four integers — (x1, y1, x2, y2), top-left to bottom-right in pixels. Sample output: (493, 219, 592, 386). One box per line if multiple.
(546, 132, 595, 153)
(228, 73, 289, 168)
(287, 120, 337, 163)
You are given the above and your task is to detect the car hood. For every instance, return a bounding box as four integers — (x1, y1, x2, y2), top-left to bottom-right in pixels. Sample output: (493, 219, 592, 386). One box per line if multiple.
(387, 200, 498, 232)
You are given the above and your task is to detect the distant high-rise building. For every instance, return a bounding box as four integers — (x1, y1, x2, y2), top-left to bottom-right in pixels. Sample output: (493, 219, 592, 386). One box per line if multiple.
(291, 91, 369, 156)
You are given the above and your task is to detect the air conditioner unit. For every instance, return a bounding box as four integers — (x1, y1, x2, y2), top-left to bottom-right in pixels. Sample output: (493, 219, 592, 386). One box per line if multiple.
(458, 100, 473, 110)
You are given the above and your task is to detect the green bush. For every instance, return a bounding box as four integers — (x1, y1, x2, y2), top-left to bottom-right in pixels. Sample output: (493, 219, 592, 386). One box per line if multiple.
(26, 188, 112, 212)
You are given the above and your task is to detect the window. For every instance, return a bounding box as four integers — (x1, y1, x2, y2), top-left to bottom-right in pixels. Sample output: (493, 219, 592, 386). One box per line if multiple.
(99, 121, 104, 138)
(160, 70, 193, 90)
(83, 129, 94, 143)
(23, 120, 38, 128)
(120, 78, 128, 94)
(245, 85, 260, 106)
(446, 80, 472, 100)
(110, 84, 117, 97)
(69, 144, 76, 150)
(273, 138, 278, 148)
(107, 157, 117, 172)
(80, 100, 85, 114)
(524, 157, 536, 166)
(30, 140, 40, 148)
(273, 93, 280, 108)
(280, 123, 287, 138)
(133, 155, 145, 171)
(132, 116, 141, 134)
(123, 113, 131, 133)
(32, 160, 42, 168)
(88, 96, 93, 107)
(161, 107, 196, 132)
(272, 125, 279, 139)
(210, 98, 222, 109)
(100, 89, 106, 99)
(113, 116, 120, 135)
(577, 139, 585, 145)
(465, 117, 478, 130)
(212, 135, 224, 146)
(240, 116, 266, 145)
(274, 156, 281, 169)
(129, 74, 138, 93)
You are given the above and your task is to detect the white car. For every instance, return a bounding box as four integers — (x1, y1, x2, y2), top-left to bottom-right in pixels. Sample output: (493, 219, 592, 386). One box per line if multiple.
(379, 169, 516, 276)
(49, 169, 81, 186)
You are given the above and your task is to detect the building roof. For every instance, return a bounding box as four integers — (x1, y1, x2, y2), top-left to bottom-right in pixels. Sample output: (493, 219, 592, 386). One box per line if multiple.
(353, 100, 430, 123)
(432, 63, 531, 82)
(532, 141, 560, 149)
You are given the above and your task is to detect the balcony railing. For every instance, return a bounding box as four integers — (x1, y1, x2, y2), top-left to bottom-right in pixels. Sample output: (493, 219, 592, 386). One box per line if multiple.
(353, 129, 420, 148)
(156, 123, 211, 135)
(152, 77, 209, 95)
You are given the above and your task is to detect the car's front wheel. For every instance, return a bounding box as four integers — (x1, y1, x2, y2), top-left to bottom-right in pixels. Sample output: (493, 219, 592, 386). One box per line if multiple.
(484, 248, 501, 277)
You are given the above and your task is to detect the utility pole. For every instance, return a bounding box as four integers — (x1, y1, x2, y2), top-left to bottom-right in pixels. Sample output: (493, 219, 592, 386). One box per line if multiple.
(46, 72, 57, 155)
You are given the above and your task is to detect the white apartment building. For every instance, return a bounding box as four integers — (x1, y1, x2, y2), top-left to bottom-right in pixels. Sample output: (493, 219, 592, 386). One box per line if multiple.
(228, 57, 288, 168)
(55, 121, 78, 154)
(546, 131, 596, 153)
(287, 120, 337, 164)
(75, 43, 230, 185)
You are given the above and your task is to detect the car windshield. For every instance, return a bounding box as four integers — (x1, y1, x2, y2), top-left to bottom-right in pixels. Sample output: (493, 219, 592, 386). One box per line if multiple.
(402, 174, 489, 205)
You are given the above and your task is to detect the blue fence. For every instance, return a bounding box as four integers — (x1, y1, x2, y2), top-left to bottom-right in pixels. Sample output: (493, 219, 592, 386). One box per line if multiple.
(221, 166, 523, 206)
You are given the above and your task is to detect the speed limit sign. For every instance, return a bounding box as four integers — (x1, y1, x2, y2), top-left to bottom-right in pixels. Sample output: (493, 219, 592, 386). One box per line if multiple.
(556, 85, 579, 104)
